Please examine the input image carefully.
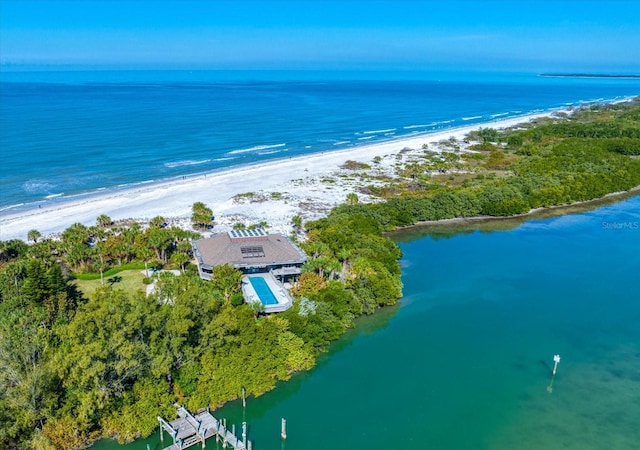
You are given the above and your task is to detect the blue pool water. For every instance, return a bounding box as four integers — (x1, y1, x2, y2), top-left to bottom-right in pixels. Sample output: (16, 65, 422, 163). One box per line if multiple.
(249, 276, 278, 305)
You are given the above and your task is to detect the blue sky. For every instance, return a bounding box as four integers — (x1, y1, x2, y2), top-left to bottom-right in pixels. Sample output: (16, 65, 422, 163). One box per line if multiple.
(1, 0, 639, 73)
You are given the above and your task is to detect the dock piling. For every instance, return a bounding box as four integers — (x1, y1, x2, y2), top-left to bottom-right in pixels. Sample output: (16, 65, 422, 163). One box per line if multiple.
(242, 421, 247, 446)
(552, 354, 561, 375)
(242, 387, 246, 409)
(547, 354, 561, 393)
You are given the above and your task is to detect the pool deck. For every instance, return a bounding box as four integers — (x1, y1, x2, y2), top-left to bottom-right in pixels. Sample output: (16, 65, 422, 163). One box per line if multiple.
(241, 273, 294, 313)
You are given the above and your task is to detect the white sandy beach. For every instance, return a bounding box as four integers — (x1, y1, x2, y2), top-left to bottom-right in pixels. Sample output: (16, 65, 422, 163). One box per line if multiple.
(0, 113, 556, 242)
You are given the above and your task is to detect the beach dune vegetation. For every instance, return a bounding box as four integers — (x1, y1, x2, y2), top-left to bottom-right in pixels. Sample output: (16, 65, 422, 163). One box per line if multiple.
(27, 229, 41, 244)
(191, 201, 214, 230)
(96, 214, 112, 228)
(340, 160, 371, 170)
(331, 102, 640, 228)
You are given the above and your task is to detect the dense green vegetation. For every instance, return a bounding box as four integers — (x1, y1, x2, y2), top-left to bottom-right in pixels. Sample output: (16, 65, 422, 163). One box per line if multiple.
(340, 101, 640, 228)
(191, 202, 214, 230)
(1, 100, 639, 449)
(0, 205, 402, 449)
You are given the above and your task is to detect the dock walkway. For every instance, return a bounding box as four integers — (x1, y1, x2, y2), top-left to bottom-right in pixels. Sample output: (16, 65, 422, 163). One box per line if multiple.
(159, 406, 246, 450)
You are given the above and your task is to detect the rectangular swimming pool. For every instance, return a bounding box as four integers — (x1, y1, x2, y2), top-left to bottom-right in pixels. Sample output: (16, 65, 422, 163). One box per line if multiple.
(249, 276, 279, 305)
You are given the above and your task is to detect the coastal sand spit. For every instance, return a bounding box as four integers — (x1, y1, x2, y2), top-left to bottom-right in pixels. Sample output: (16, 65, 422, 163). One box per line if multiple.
(0, 112, 556, 241)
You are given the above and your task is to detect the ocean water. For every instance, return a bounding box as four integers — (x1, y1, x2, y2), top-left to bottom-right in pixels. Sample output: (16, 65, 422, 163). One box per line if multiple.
(1, 71, 639, 211)
(92, 194, 640, 450)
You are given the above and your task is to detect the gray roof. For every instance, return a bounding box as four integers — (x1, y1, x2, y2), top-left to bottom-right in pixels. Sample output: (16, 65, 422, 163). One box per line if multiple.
(193, 233, 307, 269)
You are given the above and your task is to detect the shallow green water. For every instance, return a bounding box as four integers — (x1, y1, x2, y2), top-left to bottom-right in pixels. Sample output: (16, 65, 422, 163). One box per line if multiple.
(95, 195, 640, 450)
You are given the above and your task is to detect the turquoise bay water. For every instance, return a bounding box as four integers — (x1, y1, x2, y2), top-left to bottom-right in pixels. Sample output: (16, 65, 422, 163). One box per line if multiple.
(94, 195, 640, 450)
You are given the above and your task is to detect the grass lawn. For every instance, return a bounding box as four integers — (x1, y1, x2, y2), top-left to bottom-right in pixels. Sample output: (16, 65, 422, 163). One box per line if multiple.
(73, 269, 147, 297)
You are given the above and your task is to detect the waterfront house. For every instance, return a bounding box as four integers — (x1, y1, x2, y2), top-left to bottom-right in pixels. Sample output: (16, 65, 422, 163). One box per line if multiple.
(192, 229, 307, 312)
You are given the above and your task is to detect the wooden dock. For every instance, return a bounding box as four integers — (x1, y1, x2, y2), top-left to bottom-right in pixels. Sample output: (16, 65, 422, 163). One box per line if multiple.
(159, 406, 247, 450)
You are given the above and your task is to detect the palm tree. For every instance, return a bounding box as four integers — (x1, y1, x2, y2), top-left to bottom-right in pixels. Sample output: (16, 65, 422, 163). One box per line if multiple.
(346, 193, 359, 204)
(302, 256, 339, 279)
(137, 246, 154, 277)
(94, 241, 109, 285)
(122, 222, 142, 244)
(211, 264, 242, 302)
(96, 214, 112, 228)
(134, 235, 154, 277)
(28, 240, 55, 263)
(147, 228, 172, 262)
(105, 235, 132, 266)
(291, 215, 302, 232)
(250, 301, 265, 320)
(191, 202, 213, 230)
(61, 223, 90, 247)
(336, 248, 352, 278)
(65, 244, 90, 272)
(149, 216, 166, 228)
(27, 229, 41, 244)
(171, 252, 190, 274)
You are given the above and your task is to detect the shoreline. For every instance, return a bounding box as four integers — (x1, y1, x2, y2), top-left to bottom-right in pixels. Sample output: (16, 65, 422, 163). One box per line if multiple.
(388, 185, 640, 237)
(3, 101, 635, 242)
(0, 111, 558, 241)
